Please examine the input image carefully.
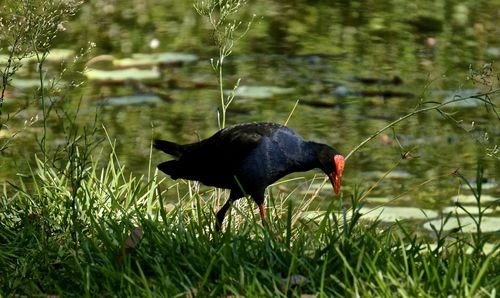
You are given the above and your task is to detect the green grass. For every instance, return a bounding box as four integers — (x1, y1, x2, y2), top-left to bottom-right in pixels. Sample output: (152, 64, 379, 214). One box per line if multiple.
(1, 140, 499, 297)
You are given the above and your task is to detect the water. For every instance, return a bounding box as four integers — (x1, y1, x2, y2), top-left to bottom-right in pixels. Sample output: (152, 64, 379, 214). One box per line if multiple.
(1, 1, 499, 225)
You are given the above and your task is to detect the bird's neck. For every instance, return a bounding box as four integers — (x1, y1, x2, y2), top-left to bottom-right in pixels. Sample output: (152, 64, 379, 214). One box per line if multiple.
(294, 141, 325, 171)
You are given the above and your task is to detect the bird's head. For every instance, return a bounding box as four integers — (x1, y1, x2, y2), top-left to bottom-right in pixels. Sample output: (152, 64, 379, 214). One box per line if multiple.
(318, 146, 345, 195)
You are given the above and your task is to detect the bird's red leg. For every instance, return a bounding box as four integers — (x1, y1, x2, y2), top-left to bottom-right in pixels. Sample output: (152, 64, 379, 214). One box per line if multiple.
(258, 203, 267, 222)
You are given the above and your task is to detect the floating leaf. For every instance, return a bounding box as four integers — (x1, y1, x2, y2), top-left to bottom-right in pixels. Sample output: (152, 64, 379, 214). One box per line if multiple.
(0, 54, 10, 65)
(228, 85, 294, 99)
(466, 243, 499, 255)
(486, 47, 500, 58)
(441, 89, 484, 108)
(332, 85, 355, 97)
(113, 52, 198, 67)
(387, 170, 412, 179)
(423, 216, 500, 233)
(44, 49, 74, 62)
(426, 242, 499, 255)
(361, 170, 412, 180)
(0, 129, 11, 139)
(3, 49, 74, 64)
(10, 78, 66, 89)
(452, 4, 469, 26)
(300, 211, 326, 221)
(451, 194, 498, 204)
(359, 206, 438, 222)
(300, 210, 355, 223)
(442, 205, 496, 215)
(85, 68, 161, 81)
(445, 97, 485, 108)
(461, 180, 498, 190)
(364, 197, 395, 204)
(98, 95, 163, 106)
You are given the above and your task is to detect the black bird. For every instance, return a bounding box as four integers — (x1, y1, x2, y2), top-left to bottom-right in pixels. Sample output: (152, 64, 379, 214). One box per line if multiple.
(154, 122, 345, 229)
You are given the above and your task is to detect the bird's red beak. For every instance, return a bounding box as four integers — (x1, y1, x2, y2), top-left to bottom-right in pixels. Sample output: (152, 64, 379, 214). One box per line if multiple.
(329, 154, 345, 195)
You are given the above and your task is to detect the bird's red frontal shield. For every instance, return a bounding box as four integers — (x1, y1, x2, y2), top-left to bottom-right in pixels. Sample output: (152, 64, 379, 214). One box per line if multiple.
(329, 154, 345, 194)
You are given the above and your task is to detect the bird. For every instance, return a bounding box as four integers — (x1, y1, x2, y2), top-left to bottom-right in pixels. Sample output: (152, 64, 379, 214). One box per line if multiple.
(154, 122, 345, 229)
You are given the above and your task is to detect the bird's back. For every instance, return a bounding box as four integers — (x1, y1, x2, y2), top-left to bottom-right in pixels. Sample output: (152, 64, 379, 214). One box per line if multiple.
(156, 122, 295, 189)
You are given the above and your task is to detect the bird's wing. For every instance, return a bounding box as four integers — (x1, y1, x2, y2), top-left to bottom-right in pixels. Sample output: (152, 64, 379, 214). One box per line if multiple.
(216, 122, 283, 152)
(180, 123, 282, 168)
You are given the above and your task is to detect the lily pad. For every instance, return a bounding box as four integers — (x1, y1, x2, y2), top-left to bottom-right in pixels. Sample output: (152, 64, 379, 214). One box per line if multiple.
(0, 54, 31, 65)
(445, 97, 486, 108)
(442, 205, 496, 215)
(333, 85, 355, 97)
(364, 197, 395, 204)
(359, 206, 438, 222)
(452, 4, 469, 26)
(423, 216, 500, 233)
(387, 170, 412, 179)
(467, 243, 499, 255)
(451, 194, 498, 204)
(85, 68, 161, 81)
(1, 49, 73, 65)
(299, 210, 358, 223)
(44, 49, 75, 63)
(442, 89, 484, 108)
(10, 78, 66, 89)
(113, 52, 198, 68)
(426, 242, 499, 255)
(486, 47, 500, 58)
(299, 211, 326, 221)
(461, 180, 497, 190)
(361, 170, 412, 180)
(0, 129, 12, 139)
(98, 95, 163, 106)
(228, 86, 294, 99)
(0, 54, 10, 65)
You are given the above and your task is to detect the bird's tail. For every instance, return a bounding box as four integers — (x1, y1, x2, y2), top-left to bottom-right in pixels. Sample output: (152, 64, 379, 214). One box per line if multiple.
(157, 160, 182, 179)
(153, 139, 183, 157)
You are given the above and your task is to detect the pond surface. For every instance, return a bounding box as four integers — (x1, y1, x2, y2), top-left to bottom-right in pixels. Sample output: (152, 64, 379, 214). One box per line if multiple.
(1, 0, 499, 228)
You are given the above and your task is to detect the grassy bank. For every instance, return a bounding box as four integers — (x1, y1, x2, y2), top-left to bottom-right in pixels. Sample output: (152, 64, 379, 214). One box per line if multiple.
(1, 140, 498, 297)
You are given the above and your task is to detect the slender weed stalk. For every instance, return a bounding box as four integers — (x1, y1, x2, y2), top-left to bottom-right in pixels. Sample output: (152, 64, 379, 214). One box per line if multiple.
(450, 163, 498, 257)
(193, 0, 254, 129)
(345, 86, 499, 161)
(0, 0, 83, 154)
